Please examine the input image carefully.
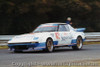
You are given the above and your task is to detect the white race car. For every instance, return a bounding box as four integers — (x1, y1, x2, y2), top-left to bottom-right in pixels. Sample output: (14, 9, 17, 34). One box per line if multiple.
(8, 23, 86, 52)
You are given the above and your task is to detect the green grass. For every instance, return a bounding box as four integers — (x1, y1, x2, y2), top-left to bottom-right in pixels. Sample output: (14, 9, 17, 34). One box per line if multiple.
(0, 45, 8, 49)
(84, 41, 100, 45)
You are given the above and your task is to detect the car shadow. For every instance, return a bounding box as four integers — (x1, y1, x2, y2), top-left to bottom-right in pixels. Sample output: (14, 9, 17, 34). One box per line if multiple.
(10, 47, 88, 54)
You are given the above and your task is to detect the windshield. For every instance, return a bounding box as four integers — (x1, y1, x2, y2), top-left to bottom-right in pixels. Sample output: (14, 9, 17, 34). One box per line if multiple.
(33, 26, 58, 33)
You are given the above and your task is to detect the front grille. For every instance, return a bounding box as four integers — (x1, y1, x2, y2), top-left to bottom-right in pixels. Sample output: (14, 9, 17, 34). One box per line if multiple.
(14, 45, 28, 50)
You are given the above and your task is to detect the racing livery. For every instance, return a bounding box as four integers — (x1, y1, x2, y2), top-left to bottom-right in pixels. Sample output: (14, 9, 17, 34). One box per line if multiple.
(8, 23, 86, 52)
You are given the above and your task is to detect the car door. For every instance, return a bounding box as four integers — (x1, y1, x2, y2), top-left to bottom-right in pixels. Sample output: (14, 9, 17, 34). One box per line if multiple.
(58, 24, 72, 45)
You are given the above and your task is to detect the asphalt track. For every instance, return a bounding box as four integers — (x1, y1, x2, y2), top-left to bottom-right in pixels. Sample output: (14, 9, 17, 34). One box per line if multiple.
(0, 44, 100, 67)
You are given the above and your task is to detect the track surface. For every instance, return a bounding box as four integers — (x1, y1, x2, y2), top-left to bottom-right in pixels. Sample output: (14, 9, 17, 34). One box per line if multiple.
(0, 44, 100, 67)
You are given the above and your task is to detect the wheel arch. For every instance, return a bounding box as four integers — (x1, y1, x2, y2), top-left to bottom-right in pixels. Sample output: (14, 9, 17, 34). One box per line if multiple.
(46, 37, 53, 42)
(77, 35, 82, 39)
(77, 35, 85, 42)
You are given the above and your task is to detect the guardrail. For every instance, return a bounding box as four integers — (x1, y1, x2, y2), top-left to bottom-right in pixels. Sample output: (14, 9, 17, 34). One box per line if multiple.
(85, 32, 100, 42)
(0, 35, 16, 45)
(0, 32, 100, 45)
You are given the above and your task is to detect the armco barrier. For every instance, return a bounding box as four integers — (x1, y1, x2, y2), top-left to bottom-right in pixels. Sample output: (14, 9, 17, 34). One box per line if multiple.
(85, 32, 100, 42)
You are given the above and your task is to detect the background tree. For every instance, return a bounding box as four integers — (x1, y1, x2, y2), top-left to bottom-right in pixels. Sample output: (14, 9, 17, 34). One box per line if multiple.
(0, 0, 100, 34)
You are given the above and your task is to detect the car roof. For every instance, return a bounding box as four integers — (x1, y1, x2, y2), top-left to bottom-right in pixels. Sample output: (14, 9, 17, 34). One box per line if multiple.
(42, 22, 67, 25)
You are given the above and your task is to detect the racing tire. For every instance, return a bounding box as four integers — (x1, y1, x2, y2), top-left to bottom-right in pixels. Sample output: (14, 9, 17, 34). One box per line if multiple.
(46, 38, 54, 52)
(72, 37, 83, 50)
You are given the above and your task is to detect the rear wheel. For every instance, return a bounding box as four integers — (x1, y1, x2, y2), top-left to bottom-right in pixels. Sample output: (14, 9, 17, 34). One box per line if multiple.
(46, 38, 54, 52)
(72, 37, 83, 50)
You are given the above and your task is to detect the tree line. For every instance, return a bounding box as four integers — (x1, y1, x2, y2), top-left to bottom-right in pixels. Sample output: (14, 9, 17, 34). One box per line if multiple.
(0, 0, 100, 34)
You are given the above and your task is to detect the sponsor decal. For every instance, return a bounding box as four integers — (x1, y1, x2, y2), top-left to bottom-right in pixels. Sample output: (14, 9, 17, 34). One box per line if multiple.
(64, 33, 67, 35)
(55, 32, 60, 39)
(61, 36, 72, 41)
(38, 24, 58, 28)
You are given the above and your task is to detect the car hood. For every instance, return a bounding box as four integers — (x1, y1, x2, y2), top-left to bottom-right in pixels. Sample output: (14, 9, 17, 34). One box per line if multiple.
(8, 33, 47, 43)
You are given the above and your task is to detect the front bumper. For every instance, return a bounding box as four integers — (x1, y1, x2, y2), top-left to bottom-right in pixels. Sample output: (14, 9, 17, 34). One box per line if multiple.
(8, 42, 46, 51)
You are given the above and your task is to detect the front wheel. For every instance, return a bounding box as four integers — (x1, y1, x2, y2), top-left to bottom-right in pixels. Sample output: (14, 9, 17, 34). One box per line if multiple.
(72, 37, 83, 50)
(46, 38, 54, 52)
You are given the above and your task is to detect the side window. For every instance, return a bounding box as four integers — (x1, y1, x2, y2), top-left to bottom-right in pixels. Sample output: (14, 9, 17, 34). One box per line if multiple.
(58, 25, 67, 31)
(64, 25, 70, 31)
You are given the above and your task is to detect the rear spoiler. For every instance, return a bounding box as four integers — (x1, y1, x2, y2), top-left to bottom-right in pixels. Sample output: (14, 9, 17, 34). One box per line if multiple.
(75, 28, 86, 32)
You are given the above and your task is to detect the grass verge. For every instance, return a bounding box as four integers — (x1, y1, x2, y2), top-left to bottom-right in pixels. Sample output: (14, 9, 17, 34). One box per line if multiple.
(84, 41, 100, 45)
(0, 45, 8, 49)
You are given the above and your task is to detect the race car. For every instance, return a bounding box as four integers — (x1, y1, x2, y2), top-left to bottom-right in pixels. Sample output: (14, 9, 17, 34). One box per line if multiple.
(8, 23, 86, 52)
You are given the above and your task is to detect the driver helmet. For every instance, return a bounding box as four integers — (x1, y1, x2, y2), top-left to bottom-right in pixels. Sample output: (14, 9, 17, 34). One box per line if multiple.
(67, 17, 71, 21)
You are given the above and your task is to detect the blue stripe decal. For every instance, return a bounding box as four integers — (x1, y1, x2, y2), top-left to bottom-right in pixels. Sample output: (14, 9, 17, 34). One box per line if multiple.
(53, 41, 58, 45)
(71, 39, 77, 44)
(67, 44, 76, 47)
(53, 24, 58, 26)
(71, 38, 86, 44)
(83, 39, 86, 42)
